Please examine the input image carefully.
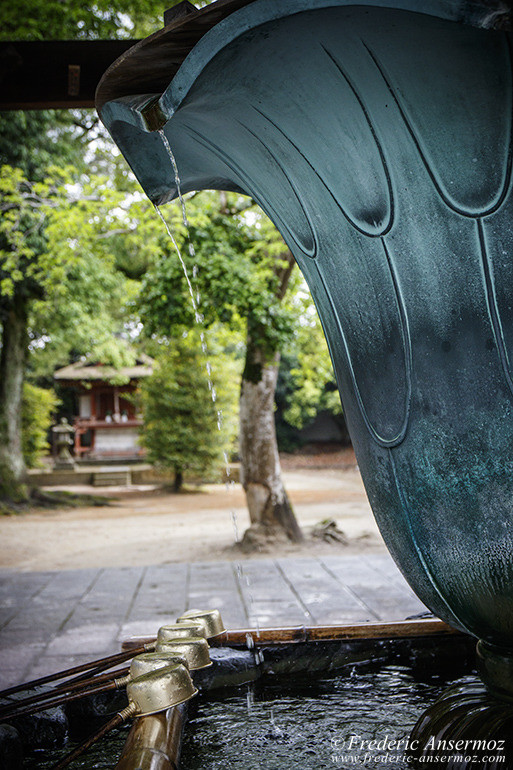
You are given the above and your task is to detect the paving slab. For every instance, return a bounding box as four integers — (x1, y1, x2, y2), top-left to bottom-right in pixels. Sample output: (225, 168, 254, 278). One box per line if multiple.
(320, 554, 427, 620)
(0, 553, 430, 689)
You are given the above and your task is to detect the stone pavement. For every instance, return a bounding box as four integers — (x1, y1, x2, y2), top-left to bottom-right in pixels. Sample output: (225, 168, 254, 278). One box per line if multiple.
(0, 553, 427, 690)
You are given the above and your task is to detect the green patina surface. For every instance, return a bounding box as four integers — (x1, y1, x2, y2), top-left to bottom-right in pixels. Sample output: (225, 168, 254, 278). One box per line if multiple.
(98, 1, 513, 648)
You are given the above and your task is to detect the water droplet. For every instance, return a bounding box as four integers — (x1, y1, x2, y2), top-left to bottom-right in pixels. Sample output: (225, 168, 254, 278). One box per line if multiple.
(231, 511, 240, 543)
(156, 137, 265, 657)
(246, 686, 254, 714)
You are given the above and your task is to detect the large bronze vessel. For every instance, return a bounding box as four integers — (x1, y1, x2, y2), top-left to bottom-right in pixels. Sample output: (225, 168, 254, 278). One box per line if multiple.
(97, 0, 513, 755)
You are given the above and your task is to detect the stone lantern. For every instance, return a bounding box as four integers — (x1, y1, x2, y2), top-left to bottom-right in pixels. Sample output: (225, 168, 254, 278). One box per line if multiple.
(52, 418, 76, 470)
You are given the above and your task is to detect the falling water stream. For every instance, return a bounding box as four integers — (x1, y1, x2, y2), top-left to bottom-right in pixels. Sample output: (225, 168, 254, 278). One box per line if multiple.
(156, 131, 260, 661)
(22, 135, 483, 770)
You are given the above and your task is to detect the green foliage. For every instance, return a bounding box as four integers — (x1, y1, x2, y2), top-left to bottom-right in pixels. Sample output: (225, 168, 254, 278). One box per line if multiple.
(0, 0, 178, 205)
(139, 192, 300, 359)
(0, 166, 38, 298)
(0, 111, 90, 180)
(139, 332, 239, 486)
(0, 0, 170, 41)
(0, 164, 156, 376)
(282, 285, 342, 430)
(0, 0, 192, 504)
(21, 382, 59, 468)
(137, 188, 343, 433)
(138, 188, 342, 428)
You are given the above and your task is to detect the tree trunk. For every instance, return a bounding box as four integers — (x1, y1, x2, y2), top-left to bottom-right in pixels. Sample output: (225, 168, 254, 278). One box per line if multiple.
(0, 297, 29, 503)
(173, 468, 183, 493)
(239, 332, 303, 547)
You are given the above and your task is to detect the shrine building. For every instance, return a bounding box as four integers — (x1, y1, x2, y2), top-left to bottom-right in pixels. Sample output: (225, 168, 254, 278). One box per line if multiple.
(53, 356, 154, 461)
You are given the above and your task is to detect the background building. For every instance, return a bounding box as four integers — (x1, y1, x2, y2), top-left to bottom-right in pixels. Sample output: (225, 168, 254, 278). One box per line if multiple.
(54, 355, 154, 461)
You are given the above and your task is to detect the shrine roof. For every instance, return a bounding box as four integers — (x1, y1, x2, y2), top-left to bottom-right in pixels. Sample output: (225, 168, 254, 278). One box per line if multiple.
(54, 354, 154, 382)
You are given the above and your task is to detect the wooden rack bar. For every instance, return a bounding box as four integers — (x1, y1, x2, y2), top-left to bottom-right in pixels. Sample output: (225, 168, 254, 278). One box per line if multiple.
(122, 618, 461, 650)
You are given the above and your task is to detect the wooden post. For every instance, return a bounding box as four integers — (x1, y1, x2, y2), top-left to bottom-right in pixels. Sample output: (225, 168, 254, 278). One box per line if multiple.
(74, 426, 81, 456)
(113, 386, 120, 420)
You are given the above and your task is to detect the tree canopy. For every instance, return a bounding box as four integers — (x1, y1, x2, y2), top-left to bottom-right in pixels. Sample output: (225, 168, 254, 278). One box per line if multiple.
(139, 330, 239, 491)
(139, 192, 300, 353)
(0, 0, 169, 41)
(0, 163, 144, 370)
(0, 0, 343, 512)
(139, 190, 339, 427)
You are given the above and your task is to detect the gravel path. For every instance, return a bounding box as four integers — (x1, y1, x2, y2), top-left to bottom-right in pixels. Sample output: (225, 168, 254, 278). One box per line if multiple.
(0, 467, 384, 572)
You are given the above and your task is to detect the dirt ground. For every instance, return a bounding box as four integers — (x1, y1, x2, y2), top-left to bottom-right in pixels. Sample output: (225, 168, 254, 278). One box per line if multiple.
(0, 455, 385, 572)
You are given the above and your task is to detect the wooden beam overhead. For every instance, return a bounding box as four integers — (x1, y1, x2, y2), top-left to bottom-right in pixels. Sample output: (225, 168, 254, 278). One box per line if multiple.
(0, 40, 140, 110)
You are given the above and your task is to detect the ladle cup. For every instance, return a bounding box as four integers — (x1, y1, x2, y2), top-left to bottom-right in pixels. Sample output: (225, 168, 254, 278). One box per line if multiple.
(155, 637, 212, 670)
(126, 662, 197, 717)
(49, 664, 197, 770)
(157, 622, 207, 644)
(177, 609, 225, 638)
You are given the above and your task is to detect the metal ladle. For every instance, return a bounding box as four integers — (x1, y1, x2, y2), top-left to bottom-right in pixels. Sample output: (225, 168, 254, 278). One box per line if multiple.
(50, 663, 197, 770)
(2, 652, 189, 721)
(155, 637, 212, 670)
(156, 621, 207, 644)
(177, 609, 225, 638)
